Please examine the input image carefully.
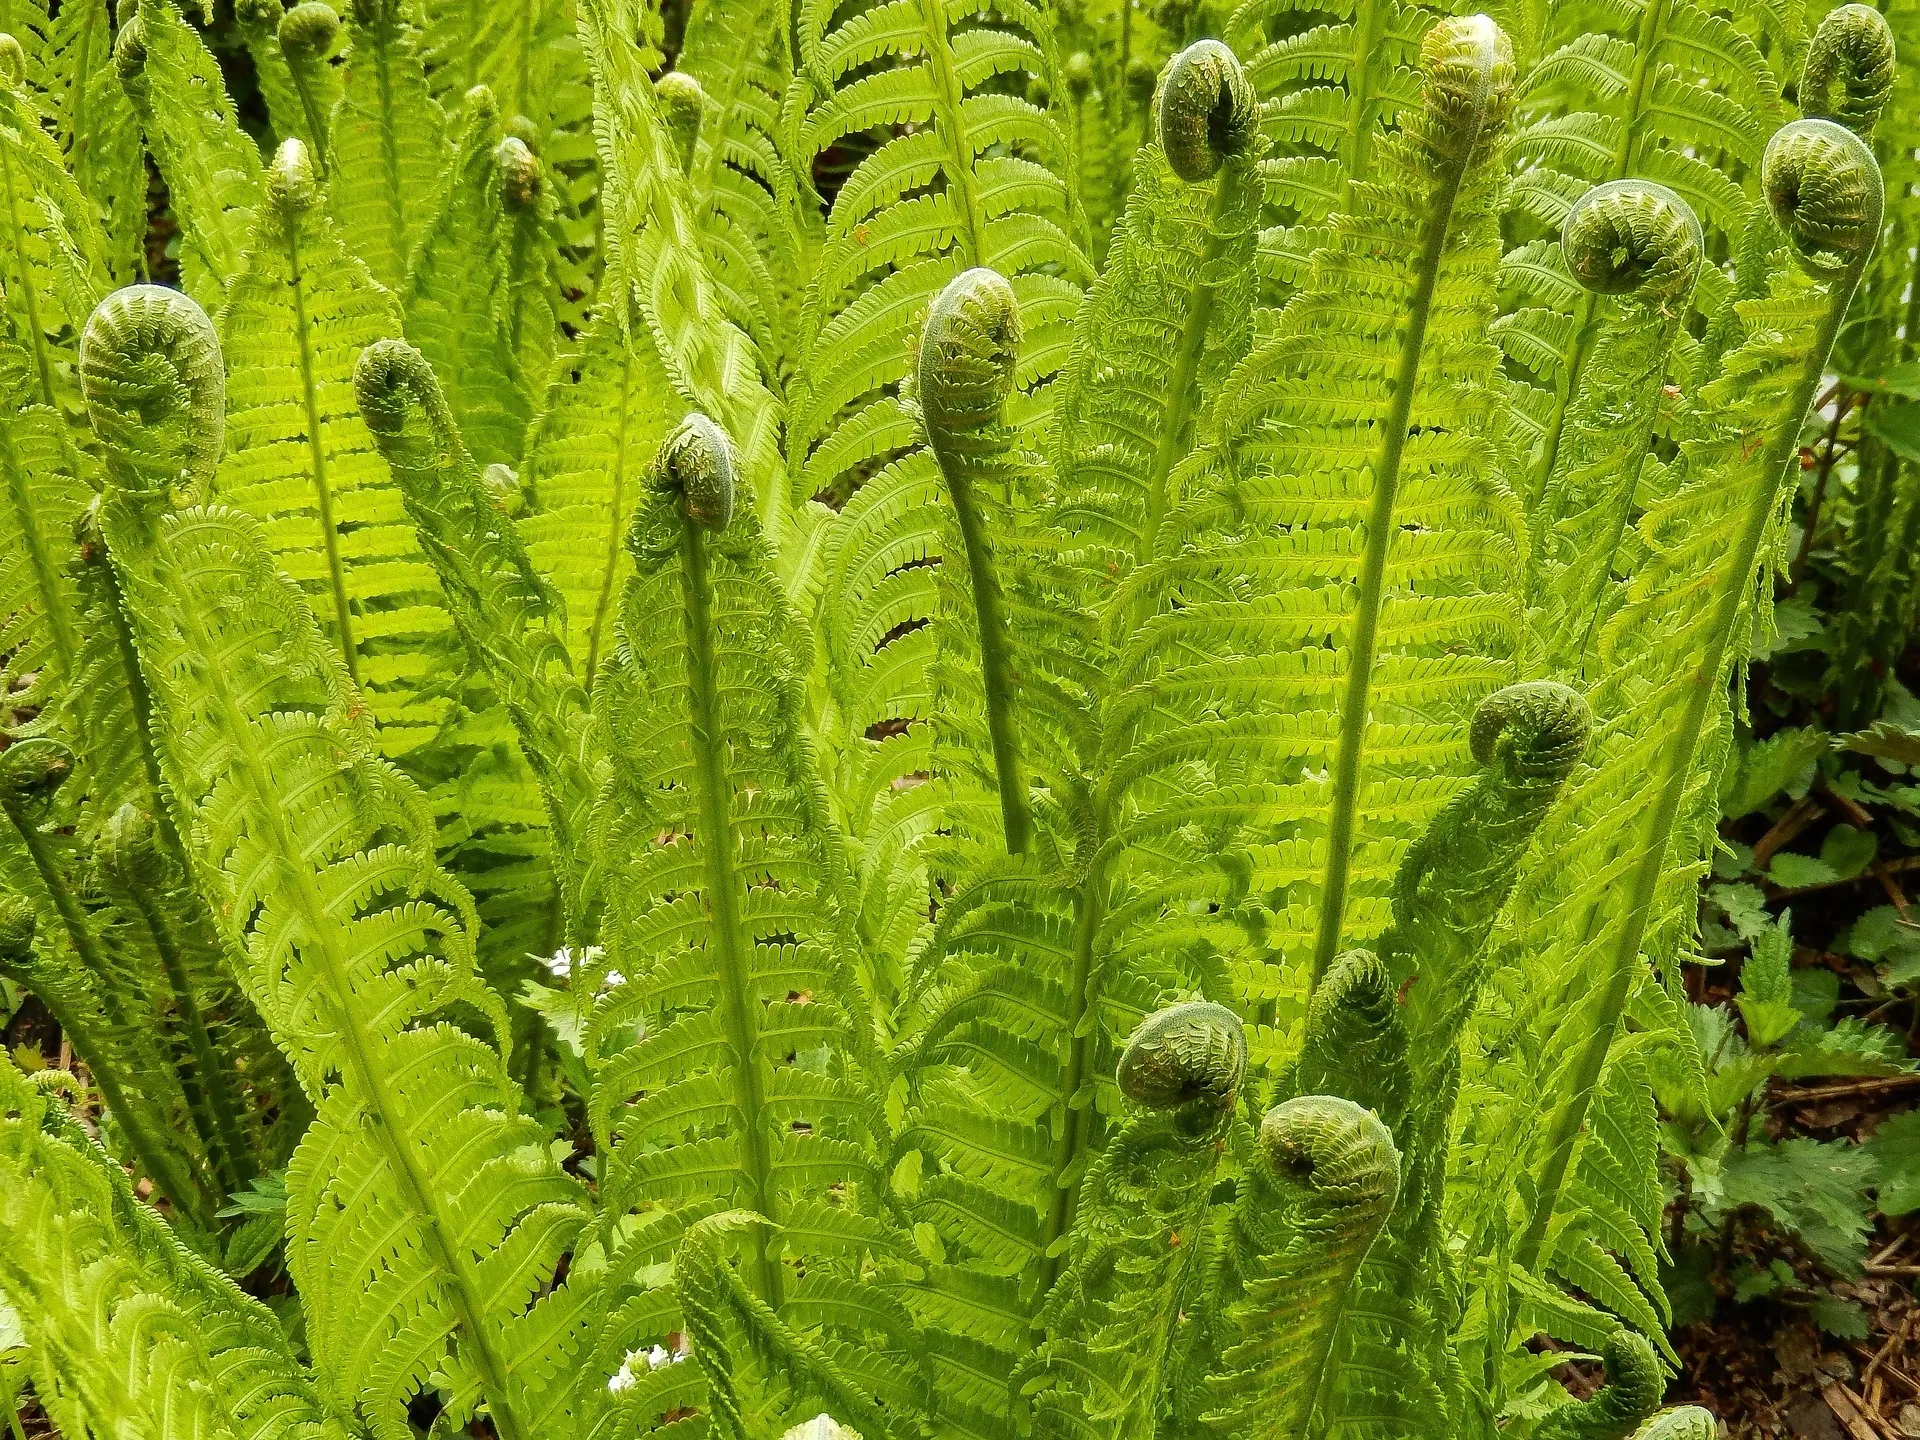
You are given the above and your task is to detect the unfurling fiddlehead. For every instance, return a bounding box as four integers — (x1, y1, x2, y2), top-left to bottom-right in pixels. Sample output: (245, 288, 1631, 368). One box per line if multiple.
(356, 338, 600, 932)
(1539, 183, 1704, 675)
(1155, 39, 1257, 183)
(1562, 181, 1705, 302)
(1282, 951, 1412, 1137)
(656, 70, 706, 175)
(919, 267, 1031, 854)
(653, 412, 737, 532)
(77, 285, 226, 500)
(279, 2, 340, 174)
(1023, 1004, 1248, 1437)
(495, 136, 542, 211)
(1534, 1331, 1664, 1440)
(1114, 999, 1247, 1115)
(1202, 1095, 1402, 1436)
(1799, 3, 1895, 138)
(0, 32, 23, 84)
(1764, 118, 1885, 275)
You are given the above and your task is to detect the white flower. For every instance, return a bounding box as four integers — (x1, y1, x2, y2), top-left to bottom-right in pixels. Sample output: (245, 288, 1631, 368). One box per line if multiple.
(607, 1340, 689, 1393)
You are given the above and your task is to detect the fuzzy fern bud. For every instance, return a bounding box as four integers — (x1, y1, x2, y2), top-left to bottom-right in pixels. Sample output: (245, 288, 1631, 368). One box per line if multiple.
(1418, 14, 1515, 151)
(652, 413, 737, 532)
(1470, 678, 1591, 783)
(0, 33, 24, 86)
(1154, 39, 1257, 182)
(96, 804, 168, 890)
(918, 267, 1021, 442)
(494, 136, 543, 211)
(1801, 3, 1895, 138)
(1063, 50, 1094, 99)
(1116, 1001, 1247, 1113)
(278, 1, 339, 58)
(235, 0, 281, 27)
(1534, 1331, 1664, 1440)
(113, 11, 147, 91)
(0, 892, 35, 964)
(79, 285, 226, 498)
(267, 136, 321, 212)
(656, 70, 705, 174)
(1258, 1095, 1401, 1209)
(1763, 118, 1884, 274)
(1562, 181, 1703, 303)
(0, 738, 74, 818)
(483, 462, 524, 516)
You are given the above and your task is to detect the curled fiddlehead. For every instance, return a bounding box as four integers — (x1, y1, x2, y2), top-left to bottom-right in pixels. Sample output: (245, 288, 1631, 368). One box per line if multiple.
(1285, 950, 1412, 1135)
(0, 738, 74, 818)
(0, 32, 23, 84)
(1470, 678, 1592, 782)
(112, 11, 148, 95)
(1115, 999, 1247, 1114)
(1534, 1331, 1664, 1440)
(1627, 1410, 1717, 1440)
(653, 412, 737, 532)
(1154, 39, 1257, 183)
(1800, 3, 1895, 138)
(656, 69, 705, 175)
(494, 135, 542, 211)
(1563, 181, 1704, 303)
(918, 267, 1031, 854)
(77, 285, 225, 499)
(1763, 117, 1885, 275)
(277, 1, 341, 174)
(1022, 1003, 1248, 1434)
(95, 803, 167, 891)
(1200, 1094, 1402, 1434)
(354, 334, 454, 439)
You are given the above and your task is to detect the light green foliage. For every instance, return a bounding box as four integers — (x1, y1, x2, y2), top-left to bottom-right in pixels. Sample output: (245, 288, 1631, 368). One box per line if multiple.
(112, 0, 262, 311)
(327, 0, 447, 295)
(0, 1062, 348, 1440)
(9, 0, 1911, 1429)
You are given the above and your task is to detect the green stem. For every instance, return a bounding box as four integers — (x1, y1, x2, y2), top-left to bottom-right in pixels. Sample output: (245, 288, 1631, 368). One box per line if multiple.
(944, 449, 1030, 855)
(1308, 95, 1488, 991)
(123, 881, 254, 1192)
(1517, 240, 1873, 1278)
(918, 0, 987, 263)
(1039, 847, 1108, 1290)
(680, 513, 783, 1307)
(287, 65, 331, 178)
(284, 213, 361, 682)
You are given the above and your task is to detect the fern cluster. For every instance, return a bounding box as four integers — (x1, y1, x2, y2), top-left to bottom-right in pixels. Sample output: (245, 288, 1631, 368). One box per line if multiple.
(0, 0, 1911, 1433)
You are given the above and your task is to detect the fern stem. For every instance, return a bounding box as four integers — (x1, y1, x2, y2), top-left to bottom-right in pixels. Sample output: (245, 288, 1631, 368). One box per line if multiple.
(122, 878, 254, 1193)
(679, 509, 786, 1307)
(917, 0, 987, 262)
(1040, 860, 1107, 1288)
(1309, 33, 1502, 990)
(0, 417, 78, 678)
(371, 20, 410, 284)
(278, 153, 362, 684)
(1518, 122, 1882, 1276)
(583, 346, 635, 691)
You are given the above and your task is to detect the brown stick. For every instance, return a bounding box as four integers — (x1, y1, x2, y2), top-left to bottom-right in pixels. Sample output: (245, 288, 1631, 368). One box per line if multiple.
(1823, 1380, 1889, 1440)
(1776, 1074, 1920, 1104)
(1754, 795, 1828, 870)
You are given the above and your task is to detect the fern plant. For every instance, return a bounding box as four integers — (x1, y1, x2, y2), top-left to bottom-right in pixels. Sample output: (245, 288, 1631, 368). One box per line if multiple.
(0, 0, 1910, 1432)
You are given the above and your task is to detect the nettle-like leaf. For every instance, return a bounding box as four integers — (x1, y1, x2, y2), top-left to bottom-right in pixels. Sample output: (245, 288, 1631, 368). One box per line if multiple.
(83, 283, 595, 1440)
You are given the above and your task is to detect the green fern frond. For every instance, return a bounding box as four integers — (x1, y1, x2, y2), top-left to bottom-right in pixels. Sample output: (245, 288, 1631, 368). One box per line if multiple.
(1018, 1003, 1245, 1440)
(417, 0, 589, 141)
(516, 312, 679, 689)
(1118, 14, 1521, 1027)
(34, 0, 144, 280)
(355, 336, 601, 932)
(0, 322, 83, 703)
(112, 0, 263, 309)
(1499, 118, 1884, 1295)
(327, 0, 448, 296)
(403, 87, 534, 470)
(0, 1062, 349, 1440)
(82, 283, 594, 1440)
(1625, 1409, 1715, 1440)
(1531, 1332, 1662, 1440)
(1523, 181, 1703, 676)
